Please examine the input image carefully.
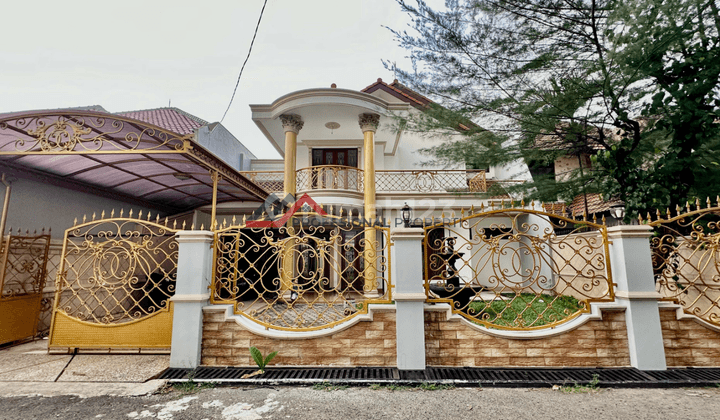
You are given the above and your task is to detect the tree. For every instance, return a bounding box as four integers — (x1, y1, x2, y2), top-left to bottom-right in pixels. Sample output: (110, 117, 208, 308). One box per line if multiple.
(387, 0, 720, 217)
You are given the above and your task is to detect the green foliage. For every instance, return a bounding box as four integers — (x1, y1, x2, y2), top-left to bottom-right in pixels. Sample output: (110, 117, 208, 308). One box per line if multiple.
(172, 371, 217, 395)
(388, 0, 720, 217)
(468, 294, 582, 328)
(418, 382, 455, 391)
(249, 347, 278, 373)
(560, 374, 601, 393)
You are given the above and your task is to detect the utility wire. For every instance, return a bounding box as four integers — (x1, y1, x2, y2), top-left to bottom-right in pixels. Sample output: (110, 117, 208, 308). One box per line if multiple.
(220, 0, 269, 123)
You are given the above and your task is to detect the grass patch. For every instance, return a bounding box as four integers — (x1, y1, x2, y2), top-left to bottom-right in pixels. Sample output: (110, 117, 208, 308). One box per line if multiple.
(467, 294, 582, 328)
(560, 374, 600, 393)
(172, 381, 217, 394)
(313, 381, 348, 391)
(418, 382, 455, 391)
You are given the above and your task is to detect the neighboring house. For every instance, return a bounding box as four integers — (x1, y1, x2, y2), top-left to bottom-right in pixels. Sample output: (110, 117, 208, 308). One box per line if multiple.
(533, 126, 625, 223)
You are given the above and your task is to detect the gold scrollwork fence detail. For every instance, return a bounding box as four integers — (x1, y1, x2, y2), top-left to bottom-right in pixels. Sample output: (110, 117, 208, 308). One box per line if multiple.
(648, 199, 720, 326)
(0, 113, 191, 154)
(424, 205, 613, 330)
(0, 230, 51, 299)
(212, 212, 391, 331)
(53, 212, 180, 325)
(296, 166, 364, 192)
(0, 230, 51, 345)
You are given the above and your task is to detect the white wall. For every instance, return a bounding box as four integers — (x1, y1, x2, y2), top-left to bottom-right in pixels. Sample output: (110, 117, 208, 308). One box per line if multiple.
(0, 177, 156, 239)
(196, 123, 257, 172)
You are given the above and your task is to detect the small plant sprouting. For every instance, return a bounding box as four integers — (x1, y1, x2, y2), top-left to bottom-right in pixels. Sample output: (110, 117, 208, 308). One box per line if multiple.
(172, 370, 217, 394)
(250, 346, 278, 373)
(419, 382, 455, 391)
(560, 374, 601, 393)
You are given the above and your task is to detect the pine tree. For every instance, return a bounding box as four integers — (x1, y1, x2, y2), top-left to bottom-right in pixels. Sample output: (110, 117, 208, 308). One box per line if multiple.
(388, 0, 720, 217)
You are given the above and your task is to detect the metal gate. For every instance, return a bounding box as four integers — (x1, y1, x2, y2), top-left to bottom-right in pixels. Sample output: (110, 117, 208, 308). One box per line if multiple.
(48, 215, 180, 351)
(423, 204, 614, 330)
(0, 232, 51, 345)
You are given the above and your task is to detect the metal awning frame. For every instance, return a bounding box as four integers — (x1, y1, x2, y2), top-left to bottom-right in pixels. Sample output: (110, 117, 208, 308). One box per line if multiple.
(0, 111, 268, 226)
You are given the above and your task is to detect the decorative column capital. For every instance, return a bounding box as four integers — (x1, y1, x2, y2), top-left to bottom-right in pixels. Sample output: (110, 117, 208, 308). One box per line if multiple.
(358, 113, 380, 133)
(280, 114, 304, 134)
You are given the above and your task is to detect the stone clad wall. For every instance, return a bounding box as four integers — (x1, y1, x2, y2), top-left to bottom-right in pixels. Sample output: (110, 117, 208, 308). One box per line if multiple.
(201, 307, 397, 367)
(200, 305, 635, 367)
(660, 308, 720, 367)
(424, 309, 631, 367)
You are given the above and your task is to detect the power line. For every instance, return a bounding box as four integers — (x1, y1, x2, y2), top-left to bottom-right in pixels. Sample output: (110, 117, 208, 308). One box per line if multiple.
(220, 0, 269, 123)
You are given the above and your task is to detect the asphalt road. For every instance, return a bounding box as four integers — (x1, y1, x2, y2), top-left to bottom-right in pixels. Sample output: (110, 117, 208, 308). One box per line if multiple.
(0, 384, 718, 420)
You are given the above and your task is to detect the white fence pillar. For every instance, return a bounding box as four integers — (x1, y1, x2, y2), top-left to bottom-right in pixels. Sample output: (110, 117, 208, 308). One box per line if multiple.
(391, 227, 426, 370)
(169, 230, 214, 369)
(607, 225, 666, 370)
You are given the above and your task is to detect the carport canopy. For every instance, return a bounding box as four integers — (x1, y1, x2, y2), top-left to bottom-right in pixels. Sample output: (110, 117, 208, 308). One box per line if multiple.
(0, 110, 268, 215)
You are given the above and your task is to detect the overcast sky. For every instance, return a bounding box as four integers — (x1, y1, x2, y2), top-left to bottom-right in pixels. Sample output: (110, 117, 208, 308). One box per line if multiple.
(0, 0, 422, 159)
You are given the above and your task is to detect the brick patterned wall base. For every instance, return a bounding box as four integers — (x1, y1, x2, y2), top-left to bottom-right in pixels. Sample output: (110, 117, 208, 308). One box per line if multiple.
(425, 309, 631, 367)
(661, 308, 720, 367)
(201, 308, 397, 367)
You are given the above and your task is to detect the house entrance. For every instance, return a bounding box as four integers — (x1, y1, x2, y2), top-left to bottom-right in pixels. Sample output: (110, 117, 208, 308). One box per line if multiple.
(48, 217, 180, 351)
(311, 148, 358, 168)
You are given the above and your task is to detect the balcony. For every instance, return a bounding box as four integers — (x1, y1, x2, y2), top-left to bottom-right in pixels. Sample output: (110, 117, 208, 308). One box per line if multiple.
(297, 165, 363, 193)
(240, 168, 520, 195)
(239, 171, 284, 193)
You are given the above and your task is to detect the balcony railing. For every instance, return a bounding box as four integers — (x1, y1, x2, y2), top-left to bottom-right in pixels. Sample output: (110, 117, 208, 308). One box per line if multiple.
(296, 165, 364, 192)
(375, 170, 487, 193)
(240, 171, 284, 193)
(242, 168, 521, 195)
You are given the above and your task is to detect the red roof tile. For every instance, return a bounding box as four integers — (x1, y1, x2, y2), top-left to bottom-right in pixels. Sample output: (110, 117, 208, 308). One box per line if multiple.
(116, 107, 207, 135)
(361, 78, 431, 109)
(567, 193, 623, 216)
(362, 78, 479, 131)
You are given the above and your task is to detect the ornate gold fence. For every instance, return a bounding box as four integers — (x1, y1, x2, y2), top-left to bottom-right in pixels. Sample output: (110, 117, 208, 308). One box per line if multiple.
(423, 205, 613, 330)
(296, 166, 364, 192)
(648, 200, 720, 326)
(49, 213, 181, 350)
(212, 212, 391, 331)
(0, 231, 51, 345)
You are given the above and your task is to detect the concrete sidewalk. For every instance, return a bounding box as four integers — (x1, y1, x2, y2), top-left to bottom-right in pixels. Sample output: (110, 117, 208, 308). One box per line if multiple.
(0, 340, 167, 397)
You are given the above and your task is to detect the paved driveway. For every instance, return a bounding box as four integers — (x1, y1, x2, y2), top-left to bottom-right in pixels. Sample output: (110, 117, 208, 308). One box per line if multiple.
(1, 385, 719, 420)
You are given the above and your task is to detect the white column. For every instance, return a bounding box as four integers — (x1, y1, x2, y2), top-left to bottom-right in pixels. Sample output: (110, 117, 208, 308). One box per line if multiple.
(169, 230, 214, 369)
(391, 227, 426, 370)
(607, 225, 666, 370)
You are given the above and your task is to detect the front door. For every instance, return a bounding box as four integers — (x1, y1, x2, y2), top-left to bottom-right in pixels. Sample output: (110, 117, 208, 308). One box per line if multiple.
(311, 149, 359, 190)
(311, 148, 358, 168)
